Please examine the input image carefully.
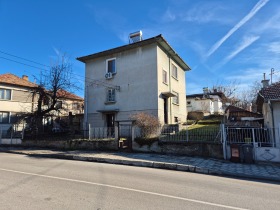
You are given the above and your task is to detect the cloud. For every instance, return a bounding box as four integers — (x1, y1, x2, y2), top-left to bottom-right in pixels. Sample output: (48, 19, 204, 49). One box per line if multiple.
(162, 9, 176, 22)
(216, 35, 260, 68)
(206, 0, 269, 58)
(181, 3, 230, 24)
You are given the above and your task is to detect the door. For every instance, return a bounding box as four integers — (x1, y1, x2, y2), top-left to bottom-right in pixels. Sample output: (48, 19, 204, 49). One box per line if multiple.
(106, 114, 115, 137)
(164, 98, 168, 124)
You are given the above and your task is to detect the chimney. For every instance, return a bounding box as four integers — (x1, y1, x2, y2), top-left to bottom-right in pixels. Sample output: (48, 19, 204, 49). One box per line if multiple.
(22, 75, 28, 81)
(261, 73, 269, 88)
(203, 87, 209, 98)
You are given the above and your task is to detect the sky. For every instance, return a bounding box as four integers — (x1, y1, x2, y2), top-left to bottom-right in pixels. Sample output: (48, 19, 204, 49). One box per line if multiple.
(1, 0, 280, 97)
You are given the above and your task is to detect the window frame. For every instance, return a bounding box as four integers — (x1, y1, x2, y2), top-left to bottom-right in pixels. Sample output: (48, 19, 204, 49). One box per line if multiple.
(171, 64, 178, 80)
(172, 91, 179, 105)
(107, 88, 116, 103)
(106, 58, 116, 74)
(0, 88, 12, 100)
(162, 69, 168, 84)
(0, 111, 10, 123)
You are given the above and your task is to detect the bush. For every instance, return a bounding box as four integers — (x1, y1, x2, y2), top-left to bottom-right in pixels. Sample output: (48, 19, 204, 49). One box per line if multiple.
(131, 112, 161, 138)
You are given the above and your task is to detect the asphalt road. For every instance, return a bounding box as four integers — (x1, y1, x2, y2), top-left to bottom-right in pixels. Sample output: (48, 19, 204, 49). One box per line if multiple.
(0, 153, 279, 210)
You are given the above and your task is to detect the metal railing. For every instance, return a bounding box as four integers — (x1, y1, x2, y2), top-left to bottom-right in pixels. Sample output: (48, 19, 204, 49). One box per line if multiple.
(133, 125, 222, 142)
(225, 127, 277, 147)
(89, 126, 115, 140)
(0, 124, 23, 139)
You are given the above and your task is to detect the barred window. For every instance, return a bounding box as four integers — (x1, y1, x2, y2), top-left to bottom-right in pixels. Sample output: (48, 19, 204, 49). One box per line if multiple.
(107, 89, 115, 102)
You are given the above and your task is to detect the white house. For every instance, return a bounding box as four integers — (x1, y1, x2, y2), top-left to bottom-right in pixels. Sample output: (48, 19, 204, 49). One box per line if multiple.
(186, 90, 224, 116)
(77, 33, 191, 128)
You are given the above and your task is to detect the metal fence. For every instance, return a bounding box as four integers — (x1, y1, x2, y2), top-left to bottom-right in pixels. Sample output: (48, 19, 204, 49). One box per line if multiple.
(225, 127, 278, 147)
(159, 126, 221, 142)
(0, 124, 23, 139)
(89, 126, 115, 140)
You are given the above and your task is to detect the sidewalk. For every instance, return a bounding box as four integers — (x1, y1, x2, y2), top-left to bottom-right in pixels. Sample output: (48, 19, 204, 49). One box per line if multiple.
(1, 146, 280, 182)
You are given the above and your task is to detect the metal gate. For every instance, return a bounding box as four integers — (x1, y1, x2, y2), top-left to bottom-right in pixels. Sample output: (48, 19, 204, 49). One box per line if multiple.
(222, 125, 280, 162)
(118, 123, 132, 151)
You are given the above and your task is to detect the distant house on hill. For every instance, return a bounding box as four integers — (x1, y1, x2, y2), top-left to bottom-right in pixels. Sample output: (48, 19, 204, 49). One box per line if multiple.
(186, 89, 225, 119)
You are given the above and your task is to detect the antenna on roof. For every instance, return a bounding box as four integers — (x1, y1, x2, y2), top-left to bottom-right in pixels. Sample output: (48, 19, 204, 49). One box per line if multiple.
(129, 30, 143, 43)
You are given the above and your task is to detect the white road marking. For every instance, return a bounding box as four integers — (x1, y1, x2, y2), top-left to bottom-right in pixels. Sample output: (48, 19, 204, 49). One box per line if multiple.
(0, 168, 249, 210)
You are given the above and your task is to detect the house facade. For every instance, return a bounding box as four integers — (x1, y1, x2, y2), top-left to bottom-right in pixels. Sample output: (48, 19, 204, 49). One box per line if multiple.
(77, 34, 190, 128)
(0, 73, 84, 137)
(0, 73, 37, 136)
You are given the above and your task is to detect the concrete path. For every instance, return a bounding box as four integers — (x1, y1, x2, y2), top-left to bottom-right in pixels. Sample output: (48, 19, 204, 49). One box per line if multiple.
(1, 146, 279, 182)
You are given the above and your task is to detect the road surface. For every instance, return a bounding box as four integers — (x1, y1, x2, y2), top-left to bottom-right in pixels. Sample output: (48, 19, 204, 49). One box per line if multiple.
(0, 153, 279, 210)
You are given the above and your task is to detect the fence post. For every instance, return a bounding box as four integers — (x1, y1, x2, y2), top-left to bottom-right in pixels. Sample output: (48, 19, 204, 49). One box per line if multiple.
(221, 124, 227, 160)
(88, 123, 91, 140)
(252, 128, 257, 161)
(0, 126, 2, 144)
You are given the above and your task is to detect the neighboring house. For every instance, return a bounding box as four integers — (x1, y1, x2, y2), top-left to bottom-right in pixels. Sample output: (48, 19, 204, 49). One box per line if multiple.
(256, 81, 280, 130)
(0, 73, 84, 135)
(77, 33, 191, 128)
(225, 105, 263, 122)
(186, 89, 225, 118)
(0, 73, 37, 136)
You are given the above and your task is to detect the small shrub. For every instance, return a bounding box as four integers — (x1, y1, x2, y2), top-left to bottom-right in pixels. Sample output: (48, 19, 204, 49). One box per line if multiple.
(131, 112, 161, 138)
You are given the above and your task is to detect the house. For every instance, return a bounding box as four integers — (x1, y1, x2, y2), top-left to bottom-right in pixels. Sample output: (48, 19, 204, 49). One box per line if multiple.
(225, 105, 263, 123)
(256, 80, 280, 130)
(77, 33, 191, 129)
(186, 88, 225, 119)
(0, 73, 37, 136)
(0, 73, 84, 136)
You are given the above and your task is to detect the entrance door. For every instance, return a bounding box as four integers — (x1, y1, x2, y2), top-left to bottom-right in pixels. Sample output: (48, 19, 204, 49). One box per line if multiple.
(164, 98, 168, 124)
(106, 114, 115, 137)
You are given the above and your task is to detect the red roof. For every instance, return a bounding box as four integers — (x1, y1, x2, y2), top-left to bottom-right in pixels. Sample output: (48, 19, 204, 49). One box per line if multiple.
(56, 89, 83, 101)
(0, 73, 37, 88)
(259, 82, 280, 101)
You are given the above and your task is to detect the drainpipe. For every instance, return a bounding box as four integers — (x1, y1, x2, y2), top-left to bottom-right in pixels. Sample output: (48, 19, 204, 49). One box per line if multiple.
(169, 56, 172, 124)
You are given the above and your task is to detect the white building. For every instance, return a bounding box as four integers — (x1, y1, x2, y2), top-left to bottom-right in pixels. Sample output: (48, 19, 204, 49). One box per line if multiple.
(186, 91, 224, 116)
(77, 34, 191, 128)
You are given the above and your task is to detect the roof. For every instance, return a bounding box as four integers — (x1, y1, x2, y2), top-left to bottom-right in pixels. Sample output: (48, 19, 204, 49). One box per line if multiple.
(0, 73, 38, 88)
(186, 92, 225, 99)
(77, 34, 191, 71)
(225, 105, 249, 113)
(258, 82, 280, 101)
(56, 89, 83, 101)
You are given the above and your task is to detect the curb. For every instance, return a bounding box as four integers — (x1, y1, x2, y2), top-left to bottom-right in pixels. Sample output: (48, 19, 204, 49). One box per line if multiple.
(1, 150, 280, 182)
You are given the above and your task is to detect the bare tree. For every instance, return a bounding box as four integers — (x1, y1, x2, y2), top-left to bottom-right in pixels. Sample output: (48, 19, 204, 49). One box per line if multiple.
(29, 54, 79, 132)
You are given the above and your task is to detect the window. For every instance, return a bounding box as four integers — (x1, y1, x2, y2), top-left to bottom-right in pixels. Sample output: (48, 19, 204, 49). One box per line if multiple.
(72, 103, 80, 110)
(187, 101, 191, 105)
(172, 91, 179, 104)
(0, 89, 11, 100)
(55, 101, 62, 109)
(171, 64, 178, 79)
(162, 69, 168, 84)
(106, 58, 116, 74)
(0, 112, 9, 123)
(107, 89, 115, 102)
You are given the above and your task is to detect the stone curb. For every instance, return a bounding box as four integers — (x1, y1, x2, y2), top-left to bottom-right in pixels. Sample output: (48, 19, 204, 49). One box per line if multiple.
(1, 150, 280, 182)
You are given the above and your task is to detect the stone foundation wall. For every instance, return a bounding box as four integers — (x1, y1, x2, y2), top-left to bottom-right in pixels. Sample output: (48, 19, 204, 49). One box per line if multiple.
(133, 140, 223, 159)
(22, 139, 118, 151)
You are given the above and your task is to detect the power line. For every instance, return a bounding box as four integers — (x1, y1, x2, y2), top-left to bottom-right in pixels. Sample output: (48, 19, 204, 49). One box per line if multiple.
(0, 56, 48, 71)
(0, 50, 50, 68)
